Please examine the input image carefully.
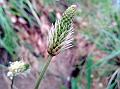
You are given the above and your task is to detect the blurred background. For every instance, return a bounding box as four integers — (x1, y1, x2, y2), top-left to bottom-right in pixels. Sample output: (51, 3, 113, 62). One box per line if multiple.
(0, 0, 120, 89)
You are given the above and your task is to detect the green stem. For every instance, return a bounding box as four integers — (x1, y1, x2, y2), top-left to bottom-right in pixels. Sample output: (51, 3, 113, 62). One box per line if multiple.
(34, 55, 53, 89)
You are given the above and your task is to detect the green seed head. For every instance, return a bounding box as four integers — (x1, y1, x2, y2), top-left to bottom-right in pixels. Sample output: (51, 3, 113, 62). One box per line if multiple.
(48, 5, 77, 56)
(58, 5, 77, 35)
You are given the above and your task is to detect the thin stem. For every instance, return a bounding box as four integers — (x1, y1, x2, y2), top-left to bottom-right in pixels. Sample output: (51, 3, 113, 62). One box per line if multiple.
(34, 55, 53, 89)
(11, 76, 14, 89)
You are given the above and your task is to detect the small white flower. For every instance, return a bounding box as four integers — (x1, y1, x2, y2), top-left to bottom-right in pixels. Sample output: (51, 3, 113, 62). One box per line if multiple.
(7, 71, 13, 80)
(7, 61, 29, 79)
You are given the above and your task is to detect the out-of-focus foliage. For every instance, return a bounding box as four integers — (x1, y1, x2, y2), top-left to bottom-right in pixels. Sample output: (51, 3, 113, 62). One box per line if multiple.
(78, 0, 120, 88)
(9, 0, 39, 27)
(0, 7, 18, 56)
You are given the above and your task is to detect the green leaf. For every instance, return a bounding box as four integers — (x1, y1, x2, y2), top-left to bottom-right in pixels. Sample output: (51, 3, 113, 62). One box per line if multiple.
(0, 7, 18, 56)
(85, 56, 93, 89)
(71, 78, 78, 89)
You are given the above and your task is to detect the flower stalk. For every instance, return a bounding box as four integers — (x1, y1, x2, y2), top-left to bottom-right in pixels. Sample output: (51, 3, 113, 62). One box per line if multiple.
(34, 55, 52, 89)
(11, 76, 15, 89)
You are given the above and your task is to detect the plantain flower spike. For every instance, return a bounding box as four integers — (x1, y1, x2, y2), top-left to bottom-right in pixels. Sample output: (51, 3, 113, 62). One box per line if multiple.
(7, 61, 29, 79)
(47, 5, 77, 56)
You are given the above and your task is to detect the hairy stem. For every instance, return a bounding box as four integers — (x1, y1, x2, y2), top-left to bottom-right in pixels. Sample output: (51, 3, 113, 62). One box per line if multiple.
(34, 55, 53, 89)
